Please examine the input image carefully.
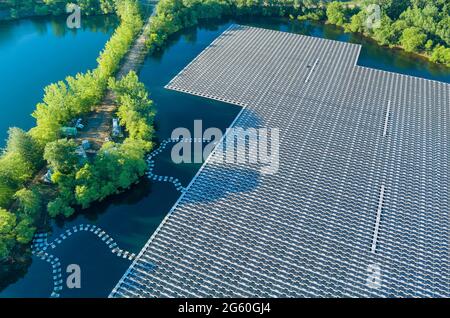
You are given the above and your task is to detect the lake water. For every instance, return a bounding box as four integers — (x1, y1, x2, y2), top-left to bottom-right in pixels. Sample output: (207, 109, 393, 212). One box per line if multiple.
(0, 15, 448, 298)
(0, 15, 118, 147)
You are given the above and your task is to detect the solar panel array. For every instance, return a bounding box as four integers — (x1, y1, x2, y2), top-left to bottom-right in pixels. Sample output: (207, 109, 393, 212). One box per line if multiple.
(111, 25, 450, 297)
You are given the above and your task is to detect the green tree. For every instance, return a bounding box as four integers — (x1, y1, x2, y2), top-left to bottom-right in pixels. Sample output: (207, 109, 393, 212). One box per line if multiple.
(47, 198, 75, 218)
(0, 152, 33, 188)
(75, 139, 150, 208)
(13, 188, 42, 219)
(0, 208, 16, 235)
(326, 1, 346, 26)
(31, 81, 73, 145)
(431, 45, 450, 66)
(15, 219, 36, 244)
(5, 127, 43, 170)
(345, 11, 365, 33)
(372, 14, 396, 45)
(400, 26, 427, 52)
(0, 183, 15, 209)
(109, 71, 156, 141)
(44, 139, 79, 174)
(0, 152, 33, 207)
(0, 208, 17, 260)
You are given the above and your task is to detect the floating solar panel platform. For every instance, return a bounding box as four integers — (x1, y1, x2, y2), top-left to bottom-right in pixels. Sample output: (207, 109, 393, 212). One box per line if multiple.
(111, 25, 450, 297)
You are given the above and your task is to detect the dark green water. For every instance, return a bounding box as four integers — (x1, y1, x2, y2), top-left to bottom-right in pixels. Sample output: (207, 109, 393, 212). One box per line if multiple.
(0, 15, 449, 298)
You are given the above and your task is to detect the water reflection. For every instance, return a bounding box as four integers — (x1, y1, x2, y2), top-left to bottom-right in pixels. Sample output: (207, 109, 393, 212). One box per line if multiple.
(56, 179, 154, 226)
(183, 166, 261, 204)
(237, 16, 449, 83)
(1, 14, 448, 298)
(0, 15, 118, 45)
(0, 15, 118, 147)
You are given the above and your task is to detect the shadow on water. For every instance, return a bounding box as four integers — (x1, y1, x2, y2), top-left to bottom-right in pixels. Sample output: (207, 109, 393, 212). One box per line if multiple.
(0, 256, 31, 291)
(51, 180, 152, 228)
(149, 17, 231, 63)
(182, 166, 261, 204)
(150, 106, 265, 204)
(2, 13, 448, 297)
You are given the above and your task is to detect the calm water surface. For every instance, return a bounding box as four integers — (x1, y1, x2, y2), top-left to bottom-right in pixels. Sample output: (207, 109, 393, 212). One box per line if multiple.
(0, 15, 448, 298)
(0, 15, 118, 147)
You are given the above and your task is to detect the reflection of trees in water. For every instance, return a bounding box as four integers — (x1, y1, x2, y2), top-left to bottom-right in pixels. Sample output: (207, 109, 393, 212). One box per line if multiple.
(24, 14, 118, 38)
(54, 178, 154, 226)
(0, 22, 15, 46)
(49, 19, 66, 37)
(0, 248, 32, 292)
(47, 15, 119, 38)
(78, 15, 119, 34)
(0, 14, 118, 45)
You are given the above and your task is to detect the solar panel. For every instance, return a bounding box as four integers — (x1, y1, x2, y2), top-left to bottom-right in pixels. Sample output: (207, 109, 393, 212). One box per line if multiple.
(111, 25, 450, 298)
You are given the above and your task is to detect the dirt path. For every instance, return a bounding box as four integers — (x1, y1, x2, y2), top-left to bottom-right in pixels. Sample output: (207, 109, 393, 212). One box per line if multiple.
(29, 4, 156, 190)
(75, 6, 155, 150)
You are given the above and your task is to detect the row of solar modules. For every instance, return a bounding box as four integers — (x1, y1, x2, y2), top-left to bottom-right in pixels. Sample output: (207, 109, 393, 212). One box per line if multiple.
(113, 25, 449, 297)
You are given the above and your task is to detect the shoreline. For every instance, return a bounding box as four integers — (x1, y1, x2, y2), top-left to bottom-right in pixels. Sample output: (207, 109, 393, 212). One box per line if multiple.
(0, 0, 151, 281)
(1, 0, 449, 297)
(0, 9, 111, 23)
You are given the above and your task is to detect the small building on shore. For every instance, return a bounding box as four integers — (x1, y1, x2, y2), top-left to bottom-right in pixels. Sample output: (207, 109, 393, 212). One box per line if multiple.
(42, 169, 53, 184)
(61, 127, 77, 138)
(112, 118, 123, 138)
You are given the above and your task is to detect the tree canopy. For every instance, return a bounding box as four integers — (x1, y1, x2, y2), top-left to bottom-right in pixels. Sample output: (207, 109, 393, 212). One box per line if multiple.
(1, 0, 116, 20)
(0, 0, 145, 263)
(109, 71, 156, 141)
(326, 0, 450, 66)
(44, 139, 80, 175)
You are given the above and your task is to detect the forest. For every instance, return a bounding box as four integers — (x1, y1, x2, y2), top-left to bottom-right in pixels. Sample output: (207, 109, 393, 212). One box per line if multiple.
(46, 72, 155, 217)
(326, 0, 450, 66)
(1, 0, 448, 62)
(0, 0, 149, 264)
(144, 0, 449, 66)
(1, 0, 449, 271)
(0, 0, 116, 19)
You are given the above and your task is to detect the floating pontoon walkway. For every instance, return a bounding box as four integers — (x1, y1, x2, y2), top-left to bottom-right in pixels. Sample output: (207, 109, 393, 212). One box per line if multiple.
(111, 25, 450, 297)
